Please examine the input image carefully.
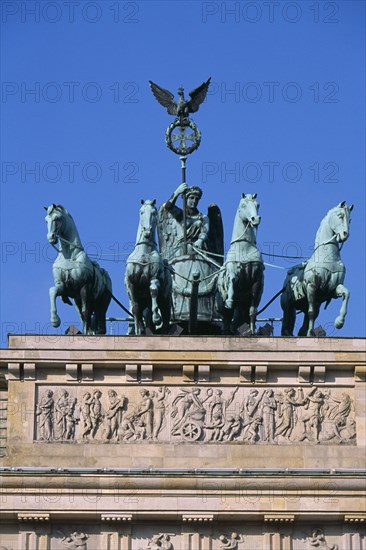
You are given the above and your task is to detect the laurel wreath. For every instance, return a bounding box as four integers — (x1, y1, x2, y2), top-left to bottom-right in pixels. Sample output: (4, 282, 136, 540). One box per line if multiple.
(165, 118, 201, 155)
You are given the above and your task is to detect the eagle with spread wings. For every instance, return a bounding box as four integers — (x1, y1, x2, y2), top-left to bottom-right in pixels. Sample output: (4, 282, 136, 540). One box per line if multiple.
(149, 78, 211, 121)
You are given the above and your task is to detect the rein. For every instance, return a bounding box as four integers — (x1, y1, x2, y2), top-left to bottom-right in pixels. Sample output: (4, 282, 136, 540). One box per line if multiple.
(51, 235, 85, 254)
(313, 233, 340, 254)
(229, 222, 251, 246)
(127, 239, 160, 266)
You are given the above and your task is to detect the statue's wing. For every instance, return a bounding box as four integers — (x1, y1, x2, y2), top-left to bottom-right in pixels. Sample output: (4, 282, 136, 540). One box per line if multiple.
(157, 204, 184, 261)
(149, 81, 177, 115)
(207, 203, 224, 264)
(187, 77, 211, 113)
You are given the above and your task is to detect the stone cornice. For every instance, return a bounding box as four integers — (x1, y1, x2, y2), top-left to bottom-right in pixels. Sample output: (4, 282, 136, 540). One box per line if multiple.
(5, 335, 366, 351)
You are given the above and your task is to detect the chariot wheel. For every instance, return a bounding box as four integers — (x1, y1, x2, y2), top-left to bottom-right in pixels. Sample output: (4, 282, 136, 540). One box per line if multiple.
(181, 421, 202, 441)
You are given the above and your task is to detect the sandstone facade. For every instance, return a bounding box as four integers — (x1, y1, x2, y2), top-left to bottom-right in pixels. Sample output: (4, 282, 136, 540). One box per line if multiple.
(0, 335, 365, 549)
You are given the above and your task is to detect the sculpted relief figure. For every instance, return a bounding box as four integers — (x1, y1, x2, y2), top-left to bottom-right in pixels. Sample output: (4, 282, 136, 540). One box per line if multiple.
(204, 387, 239, 442)
(139, 533, 174, 550)
(260, 389, 277, 442)
(305, 529, 338, 550)
(219, 532, 244, 549)
(205, 412, 225, 441)
(136, 389, 154, 439)
(152, 386, 170, 440)
(320, 391, 355, 443)
(78, 390, 104, 440)
(36, 390, 54, 441)
(241, 389, 264, 443)
(171, 388, 206, 438)
(79, 392, 94, 440)
(220, 415, 242, 442)
(297, 387, 326, 443)
(118, 417, 140, 442)
(53, 390, 77, 440)
(159, 534, 174, 550)
(54, 390, 70, 440)
(33, 386, 355, 445)
(61, 532, 88, 549)
(210, 388, 238, 421)
(275, 388, 304, 440)
(54, 390, 77, 439)
(90, 390, 104, 438)
(104, 390, 124, 440)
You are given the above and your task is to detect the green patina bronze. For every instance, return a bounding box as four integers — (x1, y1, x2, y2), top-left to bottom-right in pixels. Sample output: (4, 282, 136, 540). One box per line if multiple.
(281, 201, 353, 337)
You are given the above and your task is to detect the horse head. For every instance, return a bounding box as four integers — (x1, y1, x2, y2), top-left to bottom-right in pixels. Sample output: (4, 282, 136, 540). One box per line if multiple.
(138, 199, 157, 242)
(329, 201, 353, 243)
(238, 193, 261, 227)
(44, 204, 68, 245)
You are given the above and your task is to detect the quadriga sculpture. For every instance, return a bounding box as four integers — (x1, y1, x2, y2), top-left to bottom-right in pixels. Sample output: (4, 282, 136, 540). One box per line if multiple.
(281, 201, 353, 336)
(125, 199, 172, 335)
(45, 204, 112, 334)
(217, 193, 264, 334)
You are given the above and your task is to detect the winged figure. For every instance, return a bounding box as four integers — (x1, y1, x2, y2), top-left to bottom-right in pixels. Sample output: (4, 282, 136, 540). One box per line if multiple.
(149, 78, 211, 121)
(157, 183, 224, 262)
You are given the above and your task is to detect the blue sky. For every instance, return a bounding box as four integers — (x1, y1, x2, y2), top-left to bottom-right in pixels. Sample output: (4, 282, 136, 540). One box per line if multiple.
(1, 0, 365, 345)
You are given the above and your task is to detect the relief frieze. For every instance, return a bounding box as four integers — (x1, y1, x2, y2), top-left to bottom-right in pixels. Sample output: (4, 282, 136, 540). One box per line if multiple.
(34, 385, 356, 445)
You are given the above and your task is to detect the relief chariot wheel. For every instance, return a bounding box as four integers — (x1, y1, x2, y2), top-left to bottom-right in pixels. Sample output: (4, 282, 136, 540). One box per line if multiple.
(181, 421, 202, 441)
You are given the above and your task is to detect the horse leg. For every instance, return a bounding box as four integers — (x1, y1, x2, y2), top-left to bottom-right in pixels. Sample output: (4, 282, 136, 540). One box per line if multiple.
(232, 302, 248, 334)
(126, 284, 144, 335)
(280, 291, 296, 336)
(94, 292, 110, 335)
(249, 275, 263, 335)
(305, 282, 318, 336)
(79, 285, 93, 335)
(159, 293, 171, 334)
(217, 291, 231, 334)
(249, 303, 257, 335)
(49, 283, 63, 327)
(125, 276, 144, 336)
(334, 284, 350, 329)
(132, 301, 143, 335)
(150, 278, 162, 329)
(225, 267, 236, 310)
(159, 268, 172, 334)
(298, 313, 309, 337)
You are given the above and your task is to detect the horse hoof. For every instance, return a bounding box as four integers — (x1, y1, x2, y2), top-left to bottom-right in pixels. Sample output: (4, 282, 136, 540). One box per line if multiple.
(51, 316, 61, 328)
(153, 314, 162, 326)
(334, 317, 344, 329)
(225, 300, 234, 309)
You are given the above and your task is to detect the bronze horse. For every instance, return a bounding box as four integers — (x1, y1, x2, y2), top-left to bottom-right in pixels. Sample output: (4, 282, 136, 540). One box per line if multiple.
(217, 194, 264, 334)
(45, 204, 112, 335)
(281, 201, 353, 336)
(125, 200, 172, 335)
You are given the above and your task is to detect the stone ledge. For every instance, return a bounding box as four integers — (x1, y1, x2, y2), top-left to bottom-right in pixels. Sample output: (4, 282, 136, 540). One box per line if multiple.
(264, 514, 295, 522)
(101, 513, 133, 522)
(344, 514, 366, 523)
(182, 514, 214, 522)
(4, 334, 366, 352)
(18, 513, 50, 522)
